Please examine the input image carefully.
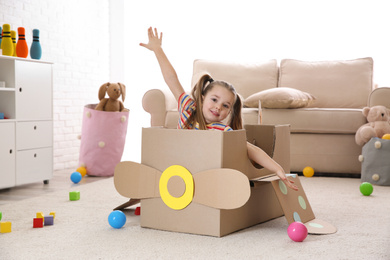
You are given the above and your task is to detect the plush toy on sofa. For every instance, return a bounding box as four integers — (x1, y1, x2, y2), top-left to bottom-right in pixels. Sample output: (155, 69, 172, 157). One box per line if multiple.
(355, 105, 390, 146)
(95, 82, 128, 112)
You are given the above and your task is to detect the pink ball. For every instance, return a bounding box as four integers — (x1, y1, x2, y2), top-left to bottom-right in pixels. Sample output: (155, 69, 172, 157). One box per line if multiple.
(287, 222, 308, 242)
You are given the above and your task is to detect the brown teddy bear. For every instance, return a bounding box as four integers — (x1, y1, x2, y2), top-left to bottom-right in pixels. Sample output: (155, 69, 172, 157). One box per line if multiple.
(95, 82, 128, 112)
(355, 105, 390, 146)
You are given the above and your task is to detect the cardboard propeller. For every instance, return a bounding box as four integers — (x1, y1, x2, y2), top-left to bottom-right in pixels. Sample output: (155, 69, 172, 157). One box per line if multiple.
(114, 161, 251, 210)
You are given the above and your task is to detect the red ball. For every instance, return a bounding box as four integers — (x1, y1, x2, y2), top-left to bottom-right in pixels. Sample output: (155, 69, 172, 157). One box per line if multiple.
(287, 222, 308, 242)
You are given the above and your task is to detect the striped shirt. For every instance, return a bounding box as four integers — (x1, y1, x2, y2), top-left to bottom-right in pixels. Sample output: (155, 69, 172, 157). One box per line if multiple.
(177, 93, 233, 132)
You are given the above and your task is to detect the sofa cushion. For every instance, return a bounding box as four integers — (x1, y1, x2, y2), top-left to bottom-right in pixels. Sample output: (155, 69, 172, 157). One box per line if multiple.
(192, 59, 278, 99)
(279, 57, 373, 109)
(261, 108, 366, 134)
(244, 87, 316, 109)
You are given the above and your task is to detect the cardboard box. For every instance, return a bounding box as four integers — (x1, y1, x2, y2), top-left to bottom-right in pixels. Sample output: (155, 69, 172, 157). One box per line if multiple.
(114, 125, 336, 237)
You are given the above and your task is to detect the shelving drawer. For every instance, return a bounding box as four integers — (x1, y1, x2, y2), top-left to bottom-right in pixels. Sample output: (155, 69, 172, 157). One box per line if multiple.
(0, 122, 16, 189)
(16, 121, 53, 150)
(16, 147, 53, 186)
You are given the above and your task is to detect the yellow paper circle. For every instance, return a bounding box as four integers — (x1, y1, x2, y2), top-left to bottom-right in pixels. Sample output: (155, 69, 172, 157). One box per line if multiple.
(159, 165, 194, 210)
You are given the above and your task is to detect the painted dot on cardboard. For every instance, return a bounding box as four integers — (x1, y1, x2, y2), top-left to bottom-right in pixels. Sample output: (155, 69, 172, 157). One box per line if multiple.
(298, 196, 307, 210)
(279, 180, 288, 195)
(293, 212, 301, 222)
(309, 222, 324, 229)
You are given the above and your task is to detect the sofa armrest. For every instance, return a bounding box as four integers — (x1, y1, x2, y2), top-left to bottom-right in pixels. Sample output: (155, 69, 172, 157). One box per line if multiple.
(368, 87, 390, 108)
(142, 89, 177, 127)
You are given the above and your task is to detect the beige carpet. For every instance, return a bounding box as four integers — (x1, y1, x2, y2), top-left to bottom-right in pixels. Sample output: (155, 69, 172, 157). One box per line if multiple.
(0, 176, 389, 260)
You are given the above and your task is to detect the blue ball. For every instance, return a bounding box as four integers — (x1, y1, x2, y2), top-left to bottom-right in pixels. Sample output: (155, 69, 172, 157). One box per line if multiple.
(70, 171, 82, 184)
(108, 210, 126, 229)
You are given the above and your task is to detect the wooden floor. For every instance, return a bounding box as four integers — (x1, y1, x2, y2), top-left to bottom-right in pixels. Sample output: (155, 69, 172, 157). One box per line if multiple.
(0, 169, 108, 205)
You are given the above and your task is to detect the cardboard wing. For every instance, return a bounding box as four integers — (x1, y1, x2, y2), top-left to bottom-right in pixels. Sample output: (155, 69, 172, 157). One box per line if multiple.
(253, 174, 337, 234)
(114, 161, 251, 210)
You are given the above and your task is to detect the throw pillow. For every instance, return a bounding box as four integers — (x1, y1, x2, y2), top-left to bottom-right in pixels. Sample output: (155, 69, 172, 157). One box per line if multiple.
(244, 87, 316, 109)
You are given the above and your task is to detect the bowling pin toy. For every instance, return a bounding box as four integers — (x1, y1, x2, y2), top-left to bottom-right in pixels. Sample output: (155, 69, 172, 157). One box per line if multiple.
(1, 24, 14, 56)
(11, 30, 17, 57)
(16, 27, 28, 58)
(30, 29, 42, 60)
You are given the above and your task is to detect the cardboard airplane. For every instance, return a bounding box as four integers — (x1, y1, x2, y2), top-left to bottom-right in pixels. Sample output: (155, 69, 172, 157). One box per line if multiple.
(114, 125, 336, 237)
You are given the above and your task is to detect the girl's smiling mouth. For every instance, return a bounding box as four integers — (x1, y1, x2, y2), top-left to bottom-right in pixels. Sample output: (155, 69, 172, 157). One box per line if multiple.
(211, 110, 220, 117)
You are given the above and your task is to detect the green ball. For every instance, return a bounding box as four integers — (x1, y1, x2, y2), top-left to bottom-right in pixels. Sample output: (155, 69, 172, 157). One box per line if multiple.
(360, 182, 373, 196)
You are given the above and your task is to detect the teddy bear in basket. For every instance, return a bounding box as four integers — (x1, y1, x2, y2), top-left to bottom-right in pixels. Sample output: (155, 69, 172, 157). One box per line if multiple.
(95, 82, 128, 112)
(355, 105, 390, 146)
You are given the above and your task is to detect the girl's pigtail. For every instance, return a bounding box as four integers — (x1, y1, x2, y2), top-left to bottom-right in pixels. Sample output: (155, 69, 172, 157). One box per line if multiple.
(186, 74, 213, 129)
(230, 94, 243, 130)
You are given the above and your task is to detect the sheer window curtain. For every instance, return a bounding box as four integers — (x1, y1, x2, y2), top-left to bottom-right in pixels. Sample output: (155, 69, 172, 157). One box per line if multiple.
(120, 0, 390, 162)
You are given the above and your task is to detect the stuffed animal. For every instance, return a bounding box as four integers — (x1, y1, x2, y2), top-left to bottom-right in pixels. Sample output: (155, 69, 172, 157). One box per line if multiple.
(95, 82, 128, 112)
(355, 105, 390, 146)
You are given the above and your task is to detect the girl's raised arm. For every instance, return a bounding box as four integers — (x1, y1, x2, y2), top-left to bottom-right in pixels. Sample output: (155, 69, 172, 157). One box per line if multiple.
(140, 27, 185, 101)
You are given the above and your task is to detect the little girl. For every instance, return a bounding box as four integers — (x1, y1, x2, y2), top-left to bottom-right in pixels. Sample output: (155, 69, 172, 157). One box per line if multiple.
(140, 27, 298, 191)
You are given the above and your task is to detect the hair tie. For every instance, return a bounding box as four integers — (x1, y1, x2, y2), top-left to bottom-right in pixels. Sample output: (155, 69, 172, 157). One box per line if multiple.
(202, 77, 214, 93)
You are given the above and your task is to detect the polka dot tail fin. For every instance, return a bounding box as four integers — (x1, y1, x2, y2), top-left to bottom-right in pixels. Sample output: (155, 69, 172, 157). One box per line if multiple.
(254, 174, 337, 235)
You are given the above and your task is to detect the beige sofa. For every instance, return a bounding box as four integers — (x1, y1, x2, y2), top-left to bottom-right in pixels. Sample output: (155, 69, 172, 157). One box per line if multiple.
(142, 57, 390, 176)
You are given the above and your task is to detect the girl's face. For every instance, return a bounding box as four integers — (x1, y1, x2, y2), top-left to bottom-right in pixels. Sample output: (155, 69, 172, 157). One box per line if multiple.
(202, 84, 235, 124)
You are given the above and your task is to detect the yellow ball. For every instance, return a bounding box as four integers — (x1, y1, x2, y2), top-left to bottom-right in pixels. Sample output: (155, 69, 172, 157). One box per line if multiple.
(303, 166, 314, 177)
(382, 134, 390, 140)
(76, 166, 87, 177)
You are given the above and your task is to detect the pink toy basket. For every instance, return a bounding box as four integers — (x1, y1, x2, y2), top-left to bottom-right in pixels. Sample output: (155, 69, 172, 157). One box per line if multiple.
(78, 104, 129, 176)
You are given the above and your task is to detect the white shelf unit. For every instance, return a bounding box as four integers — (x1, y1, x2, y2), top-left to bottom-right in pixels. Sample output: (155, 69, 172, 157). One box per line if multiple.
(0, 55, 53, 189)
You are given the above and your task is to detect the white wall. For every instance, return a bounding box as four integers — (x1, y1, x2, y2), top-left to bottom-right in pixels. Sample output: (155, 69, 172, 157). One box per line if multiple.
(0, 0, 110, 170)
(121, 0, 390, 163)
(124, 0, 390, 86)
(3, 0, 390, 171)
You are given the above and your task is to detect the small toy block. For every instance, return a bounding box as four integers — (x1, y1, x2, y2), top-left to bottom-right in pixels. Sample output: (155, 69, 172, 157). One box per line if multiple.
(33, 218, 44, 228)
(135, 207, 141, 216)
(36, 212, 44, 221)
(0, 211, 2, 221)
(49, 211, 56, 219)
(44, 215, 54, 226)
(0, 221, 12, 233)
(69, 191, 80, 201)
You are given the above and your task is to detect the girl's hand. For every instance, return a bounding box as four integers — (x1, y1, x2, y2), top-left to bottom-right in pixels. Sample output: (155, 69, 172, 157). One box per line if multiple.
(139, 26, 185, 100)
(140, 27, 162, 51)
(276, 170, 299, 191)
